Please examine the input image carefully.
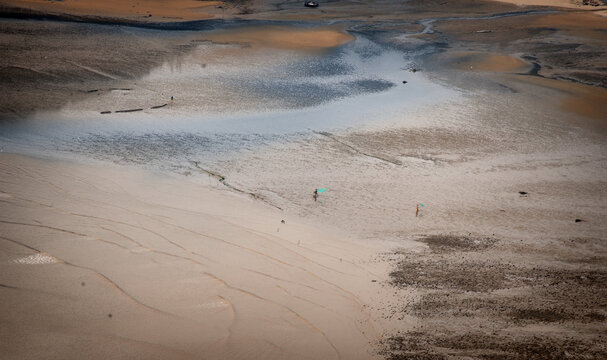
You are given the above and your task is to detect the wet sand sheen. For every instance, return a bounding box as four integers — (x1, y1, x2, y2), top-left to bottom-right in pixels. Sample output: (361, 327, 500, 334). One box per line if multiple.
(512, 75, 607, 122)
(444, 52, 532, 73)
(488, 0, 607, 10)
(200, 26, 356, 51)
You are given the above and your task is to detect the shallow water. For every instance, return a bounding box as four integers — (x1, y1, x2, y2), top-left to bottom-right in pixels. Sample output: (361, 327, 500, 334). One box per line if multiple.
(0, 24, 461, 173)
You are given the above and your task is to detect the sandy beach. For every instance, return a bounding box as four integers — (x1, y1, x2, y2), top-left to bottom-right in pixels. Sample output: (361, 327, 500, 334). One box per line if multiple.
(1, 0, 606, 359)
(1, 153, 389, 360)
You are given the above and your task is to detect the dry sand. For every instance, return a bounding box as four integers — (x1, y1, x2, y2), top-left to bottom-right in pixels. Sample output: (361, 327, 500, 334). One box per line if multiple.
(0, 153, 391, 360)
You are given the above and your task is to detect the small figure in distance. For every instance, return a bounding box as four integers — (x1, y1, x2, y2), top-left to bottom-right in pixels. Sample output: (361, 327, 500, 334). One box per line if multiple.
(313, 189, 318, 202)
(170, 96, 174, 104)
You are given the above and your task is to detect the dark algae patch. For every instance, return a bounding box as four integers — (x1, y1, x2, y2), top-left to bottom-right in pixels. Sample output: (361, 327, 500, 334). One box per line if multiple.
(382, 233, 607, 359)
(417, 234, 498, 253)
(380, 333, 607, 360)
(389, 259, 515, 292)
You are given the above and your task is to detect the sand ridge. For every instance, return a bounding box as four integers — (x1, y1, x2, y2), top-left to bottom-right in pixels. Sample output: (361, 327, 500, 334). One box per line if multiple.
(199, 25, 356, 51)
(442, 51, 533, 73)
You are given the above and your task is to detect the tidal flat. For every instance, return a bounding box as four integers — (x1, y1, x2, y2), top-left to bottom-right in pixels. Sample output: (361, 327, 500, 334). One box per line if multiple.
(1, 0, 606, 359)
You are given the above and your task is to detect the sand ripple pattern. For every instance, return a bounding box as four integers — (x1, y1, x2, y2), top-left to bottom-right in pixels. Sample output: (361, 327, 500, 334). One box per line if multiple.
(0, 154, 381, 360)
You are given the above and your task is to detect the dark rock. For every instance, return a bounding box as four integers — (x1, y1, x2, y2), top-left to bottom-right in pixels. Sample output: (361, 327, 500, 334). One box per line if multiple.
(115, 108, 143, 113)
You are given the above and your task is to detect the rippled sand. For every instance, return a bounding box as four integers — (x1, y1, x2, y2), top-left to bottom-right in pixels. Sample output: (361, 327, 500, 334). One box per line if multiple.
(0, 153, 388, 360)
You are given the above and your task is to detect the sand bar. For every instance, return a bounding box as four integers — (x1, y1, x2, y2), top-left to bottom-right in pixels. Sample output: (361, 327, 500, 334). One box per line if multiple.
(442, 52, 533, 73)
(200, 26, 355, 51)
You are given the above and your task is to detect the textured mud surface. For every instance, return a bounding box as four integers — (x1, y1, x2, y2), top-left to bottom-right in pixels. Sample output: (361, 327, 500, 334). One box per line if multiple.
(381, 234, 607, 359)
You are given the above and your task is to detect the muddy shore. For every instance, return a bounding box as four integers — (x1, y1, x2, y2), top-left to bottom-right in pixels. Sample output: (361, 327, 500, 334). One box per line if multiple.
(1, 1, 606, 359)
(2, 0, 607, 119)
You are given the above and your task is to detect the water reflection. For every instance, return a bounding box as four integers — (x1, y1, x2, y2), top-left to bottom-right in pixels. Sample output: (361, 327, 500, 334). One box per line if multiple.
(0, 26, 460, 172)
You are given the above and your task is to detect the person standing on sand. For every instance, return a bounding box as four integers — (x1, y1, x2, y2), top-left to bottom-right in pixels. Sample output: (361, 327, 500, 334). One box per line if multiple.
(313, 189, 318, 202)
(416, 203, 419, 217)
(170, 96, 174, 104)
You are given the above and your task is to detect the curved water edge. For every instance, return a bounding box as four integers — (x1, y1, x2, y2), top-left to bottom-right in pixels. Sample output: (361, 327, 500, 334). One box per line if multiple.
(7, 8, 570, 178)
(0, 25, 463, 173)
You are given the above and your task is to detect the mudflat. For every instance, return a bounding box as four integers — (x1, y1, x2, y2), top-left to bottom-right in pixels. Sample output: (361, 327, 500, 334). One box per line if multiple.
(1, 0, 606, 359)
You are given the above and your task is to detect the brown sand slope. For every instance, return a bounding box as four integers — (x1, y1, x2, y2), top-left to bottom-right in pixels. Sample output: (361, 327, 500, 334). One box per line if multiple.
(200, 26, 355, 51)
(0, 153, 389, 360)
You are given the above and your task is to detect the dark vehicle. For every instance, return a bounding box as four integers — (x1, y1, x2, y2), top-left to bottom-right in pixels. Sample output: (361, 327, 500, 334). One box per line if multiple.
(304, 1, 319, 7)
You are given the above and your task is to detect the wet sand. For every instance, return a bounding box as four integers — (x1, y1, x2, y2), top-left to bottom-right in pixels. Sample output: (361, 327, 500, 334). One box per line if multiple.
(488, 0, 607, 9)
(3, 0, 607, 118)
(200, 26, 355, 51)
(512, 75, 607, 121)
(441, 52, 533, 73)
(0, 0, 226, 21)
(1, 0, 607, 359)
